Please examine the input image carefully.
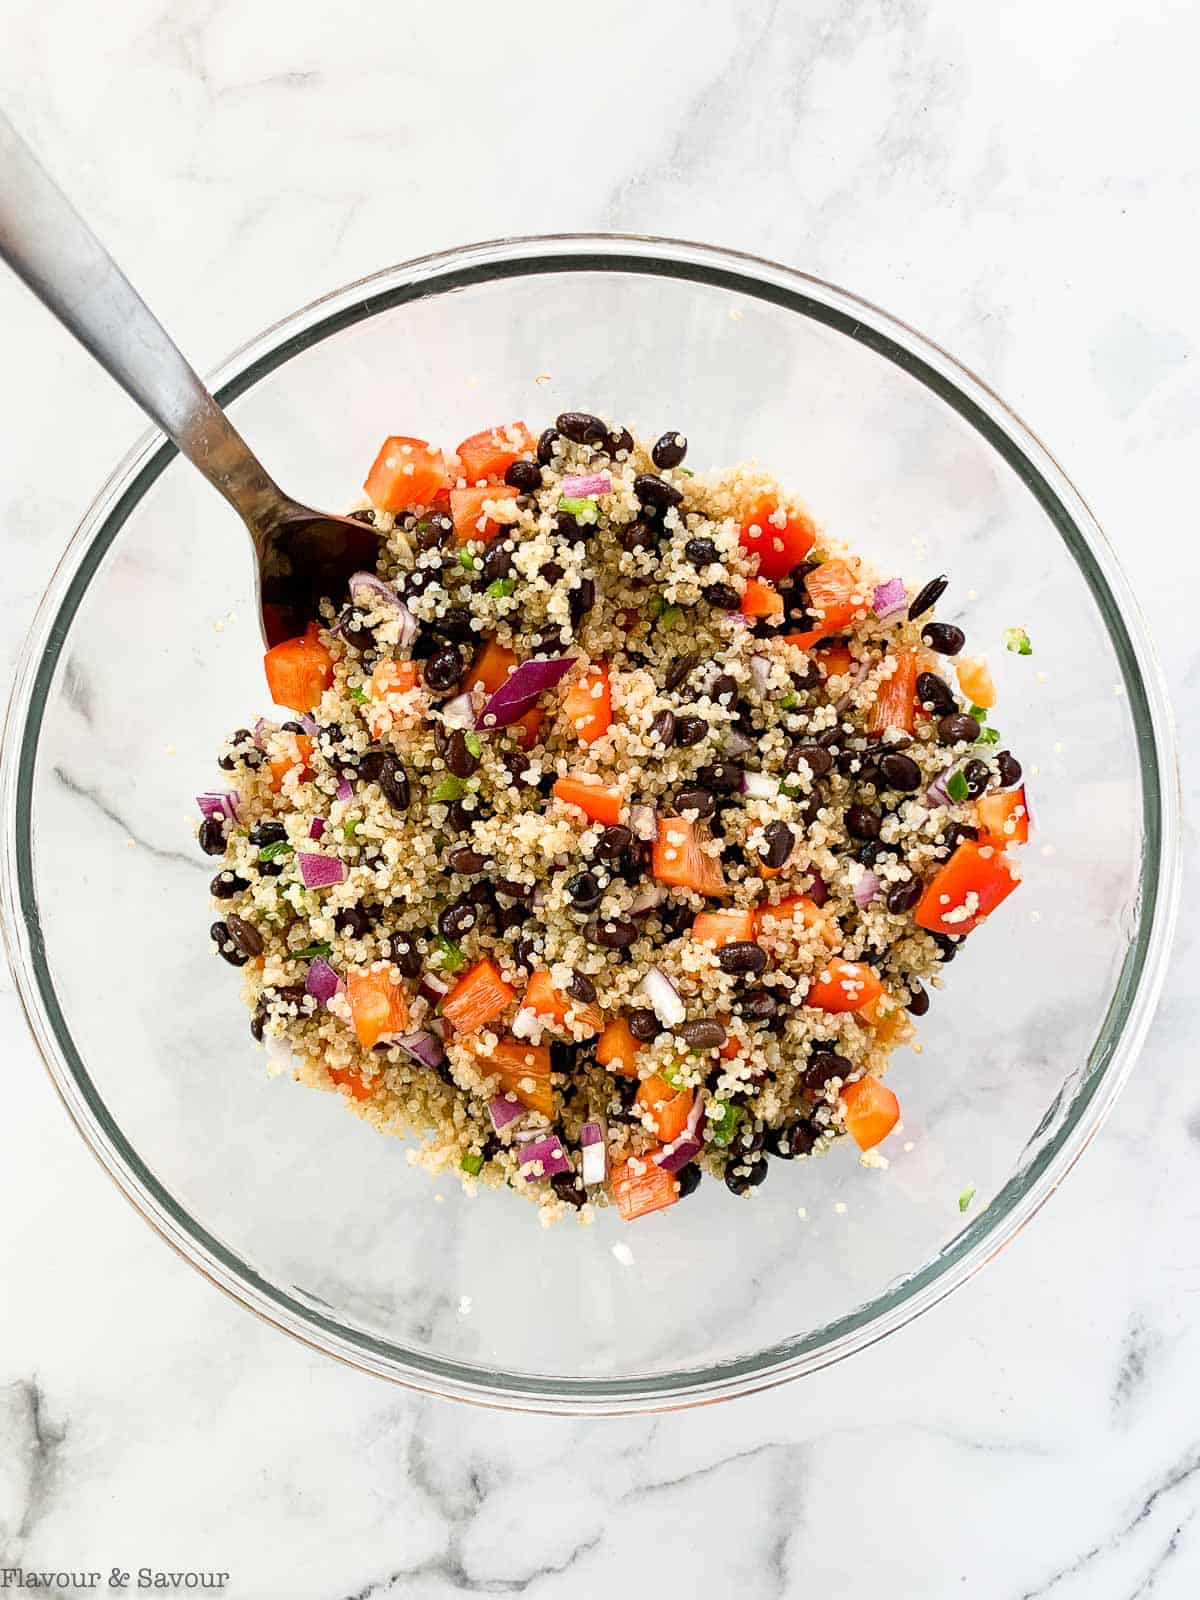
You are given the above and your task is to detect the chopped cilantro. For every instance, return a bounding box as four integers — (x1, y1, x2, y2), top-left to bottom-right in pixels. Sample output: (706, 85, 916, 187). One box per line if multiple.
(968, 704, 988, 722)
(464, 732, 483, 759)
(461, 1151, 485, 1176)
(292, 942, 332, 961)
(257, 840, 293, 863)
(975, 727, 1000, 746)
(709, 1101, 742, 1148)
(662, 1060, 690, 1089)
(1003, 626, 1032, 656)
(660, 604, 684, 629)
(348, 685, 368, 704)
(958, 1184, 976, 1213)
(645, 595, 666, 619)
(342, 819, 360, 842)
(430, 776, 467, 803)
(458, 550, 477, 571)
(780, 692, 799, 710)
(947, 769, 970, 804)
(486, 578, 516, 599)
(677, 466, 695, 477)
(432, 934, 466, 973)
(558, 495, 599, 522)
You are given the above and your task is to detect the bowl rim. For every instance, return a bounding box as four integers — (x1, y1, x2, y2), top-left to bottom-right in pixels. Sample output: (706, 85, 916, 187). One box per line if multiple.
(0, 232, 1182, 1414)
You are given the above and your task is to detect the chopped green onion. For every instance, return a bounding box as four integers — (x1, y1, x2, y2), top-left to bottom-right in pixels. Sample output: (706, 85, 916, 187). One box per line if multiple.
(257, 840, 293, 863)
(662, 1060, 690, 1089)
(464, 732, 483, 758)
(431, 776, 467, 803)
(432, 934, 466, 973)
(708, 1101, 742, 1148)
(660, 604, 684, 629)
(458, 550, 477, 571)
(645, 595, 665, 619)
(677, 466, 695, 477)
(968, 704, 988, 722)
(947, 769, 970, 804)
(486, 578, 516, 599)
(292, 942, 332, 961)
(958, 1183, 976, 1213)
(557, 495, 598, 522)
(779, 692, 799, 710)
(975, 727, 1001, 747)
(1003, 626, 1032, 656)
(348, 685, 368, 704)
(461, 1151, 485, 1177)
(342, 819, 360, 841)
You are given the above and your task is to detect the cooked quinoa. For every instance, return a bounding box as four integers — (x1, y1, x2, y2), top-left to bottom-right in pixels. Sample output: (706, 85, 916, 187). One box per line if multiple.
(198, 413, 1029, 1223)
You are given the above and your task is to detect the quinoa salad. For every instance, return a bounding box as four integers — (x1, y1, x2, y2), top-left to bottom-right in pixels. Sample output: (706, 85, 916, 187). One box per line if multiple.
(198, 412, 1030, 1223)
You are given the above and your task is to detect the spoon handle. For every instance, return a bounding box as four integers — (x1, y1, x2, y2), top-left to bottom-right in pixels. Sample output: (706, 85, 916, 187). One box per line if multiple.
(0, 111, 283, 530)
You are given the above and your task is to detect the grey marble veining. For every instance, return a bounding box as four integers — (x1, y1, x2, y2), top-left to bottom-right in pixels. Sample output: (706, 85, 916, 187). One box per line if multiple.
(1, 0, 1198, 1594)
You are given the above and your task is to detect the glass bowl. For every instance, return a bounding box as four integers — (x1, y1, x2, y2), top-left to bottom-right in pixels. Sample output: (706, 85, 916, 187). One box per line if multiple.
(0, 235, 1180, 1414)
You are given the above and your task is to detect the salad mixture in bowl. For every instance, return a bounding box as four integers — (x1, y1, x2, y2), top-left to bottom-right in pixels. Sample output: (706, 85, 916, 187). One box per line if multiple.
(199, 412, 1029, 1223)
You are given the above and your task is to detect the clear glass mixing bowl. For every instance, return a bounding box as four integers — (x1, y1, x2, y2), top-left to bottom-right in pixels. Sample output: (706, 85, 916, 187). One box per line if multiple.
(0, 236, 1180, 1412)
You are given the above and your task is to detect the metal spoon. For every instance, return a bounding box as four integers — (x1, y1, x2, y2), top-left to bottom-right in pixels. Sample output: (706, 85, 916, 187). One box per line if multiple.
(0, 111, 380, 647)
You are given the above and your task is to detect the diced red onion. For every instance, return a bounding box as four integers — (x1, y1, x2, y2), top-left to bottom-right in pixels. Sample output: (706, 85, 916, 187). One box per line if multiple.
(853, 869, 881, 909)
(723, 726, 755, 757)
(741, 771, 777, 801)
(808, 871, 829, 907)
(397, 1030, 448, 1072)
(629, 883, 667, 915)
(722, 611, 751, 628)
(335, 777, 354, 802)
(641, 966, 685, 1029)
(926, 759, 968, 809)
(348, 572, 418, 650)
(654, 1099, 707, 1174)
(629, 803, 657, 842)
(197, 791, 239, 823)
(440, 691, 477, 729)
(476, 655, 577, 731)
(488, 1095, 525, 1132)
(308, 817, 326, 840)
(514, 1126, 544, 1146)
(297, 713, 319, 736)
(561, 472, 611, 497)
(305, 957, 342, 1004)
(750, 655, 773, 696)
(518, 1135, 572, 1179)
(253, 718, 274, 750)
(419, 971, 451, 1005)
(834, 660, 872, 712)
(872, 578, 907, 618)
(298, 853, 348, 889)
(580, 1120, 607, 1185)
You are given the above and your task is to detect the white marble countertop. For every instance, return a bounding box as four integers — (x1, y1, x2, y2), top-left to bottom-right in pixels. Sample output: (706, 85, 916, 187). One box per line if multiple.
(1, 2, 1197, 1594)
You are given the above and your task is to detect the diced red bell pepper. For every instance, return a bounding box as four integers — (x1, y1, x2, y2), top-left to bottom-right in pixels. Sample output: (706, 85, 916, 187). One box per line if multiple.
(610, 1154, 679, 1221)
(442, 958, 516, 1034)
(914, 841, 1020, 936)
(652, 817, 727, 897)
(805, 957, 884, 1014)
(522, 970, 603, 1036)
(841, 1076, 900, 1150)
(465, 1035, 554, 1118)
(263, 623, 333, 714)
(365, 658, 422, 738)
(753, 894, 839, 947)
(867, 647, 920, 735)
(363, 436, 448, 512)
(957, 655, 996, 709)
(450, 484, 520, 543)
(782, 560, 864, 650)
(740, 577, 784, 622)
(455, 421, 535, 483)
(635, 1076, 694, 1143)
(468, 638, 518, 697)
(346, 965, 410, 1048)
(691, 908, 756, 948)
(267, 732, 313, 792)
(512, 706, 544, 751)
(738, 498, 817, 581)
(596, 1017, 640, 1077)
(975, 785, 1030, 848)
(815, 643, 854, 679)
(328, 1064, 374, 1101)
(562, 662, 613, 744)
(552, 775, 624, 826)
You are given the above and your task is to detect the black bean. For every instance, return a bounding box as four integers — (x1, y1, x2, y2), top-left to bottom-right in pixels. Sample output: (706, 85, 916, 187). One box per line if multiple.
(939, 821, 979, 856)
(674, 785, 716, 819)
(423, 646, 465, 695)
(449, 797, 488, 831)
(414, 512, 453, 551)
(594, 825, 633, 862)
(529, 625, 567, 656)
(702, 582, 741, 611)
(652, 431, 688, 469)
(680, 1019, 727, 1049)
(908, 574, 949, 620)
(513, 933, 540, 971)
(551, 1170, 586, 1209)
(250, 1004, 266, 1042)
(886, 877, 924, 915)
(997, 751, 1023, 788)
(210, 869, 248, 899)
(674, 714, 709, 748)
(605, 424, 634, 457)
(585, 916, 638, 949)
(501, 752, 535, 789)
(738, 989, 778, 1023)
(198, 818, 227, 856)
(938, 712, 981, 745)
(845, 803, 881, 840)
(696, 761, 742, 793)
(932, 932, 962, 962)
(539, 560, 565, 587)
(495, 900, 528, 934)
(495, 877, 532, 901)
(676, 1164, 703, 1199)
(387, 932, 419, 974)
(433, 606, 475, 643)
(447, 844, 486, 875)
(445, 730, 479, 779)
(664, 652, 699, 693)
(479, 543, 512, 584)
(210, 921, 248, 968)
(619, 520, 657, 552)
(793, 792, 822, 829)
(718, 942, 768, 976)
(438, 899, 477, 939)
(634, 473, 683, 515)
(906, 983, 930, 1016)
(769, 1120, 816, 1159)
(568, 578, 596, 626)
(684, 536, 718, 567)
(760, 821, 794, 870)
(504, 458, 541, 492)
(566, 871, 602, 910)
(280, 721, 305, 735)
(917, 671, 957, 715)
(725, 1156, 768, 1195)
(921, 621, 965, 655)
(963, 758, 991, 799)
(335, 905, 373, 939)
(709, 673, 738, 707)
(628, 1007, 661, 1042)
(556, 411, 607, 444)
(536, 427, 560, 465)
(650, 709, 677, 747)
(256, 859, 283, 878)
(218, 729, 258, 771)
(784, 743, 833, 779)
(379, 759, 411, 811)
(805, 1050, 851, 1092)
(224, 913, 264, 958)
(565, 970, 597, 1005)
(877, 751, 922, 792)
